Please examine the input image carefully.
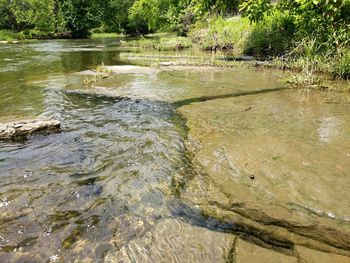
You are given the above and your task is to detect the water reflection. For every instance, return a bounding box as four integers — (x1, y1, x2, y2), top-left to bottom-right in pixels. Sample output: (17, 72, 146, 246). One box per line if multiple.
(318, 116, 342, 143)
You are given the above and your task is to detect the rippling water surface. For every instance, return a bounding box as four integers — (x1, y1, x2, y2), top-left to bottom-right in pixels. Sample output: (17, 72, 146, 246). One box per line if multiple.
(0, 39, 193, 262)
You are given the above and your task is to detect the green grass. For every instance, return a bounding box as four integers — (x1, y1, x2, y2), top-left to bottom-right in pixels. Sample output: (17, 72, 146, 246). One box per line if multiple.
(120, 34, 192, 51)
(91, 33, 123, 39)
(0, 30, 26, 41)
(334, 49, 350, 79)
(0, 29, 55, 41)
(189, 16, 252, 55)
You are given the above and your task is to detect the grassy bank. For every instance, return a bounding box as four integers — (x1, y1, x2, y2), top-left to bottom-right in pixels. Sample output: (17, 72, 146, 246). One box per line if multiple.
(119, 34, 192, 51)
(0, 29, 74, 42)
(91, 33, 123, 39)
(113, 11, 349, 84)
(0, 30, 27, 41)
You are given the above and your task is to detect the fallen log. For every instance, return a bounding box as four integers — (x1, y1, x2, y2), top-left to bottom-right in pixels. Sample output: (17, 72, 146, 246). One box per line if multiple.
(0, 119, 61, 141)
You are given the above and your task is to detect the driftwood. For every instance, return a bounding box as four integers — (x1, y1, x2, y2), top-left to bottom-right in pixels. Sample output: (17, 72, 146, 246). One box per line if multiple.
(0, 119, 61, 140)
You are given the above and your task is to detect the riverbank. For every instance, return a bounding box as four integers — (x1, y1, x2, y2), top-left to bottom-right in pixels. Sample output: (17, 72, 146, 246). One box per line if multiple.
(0, 30, 118, 42)
(1, 28, 348, 91)
(115, 13, 349, 83)
(116, 51, 349, 92)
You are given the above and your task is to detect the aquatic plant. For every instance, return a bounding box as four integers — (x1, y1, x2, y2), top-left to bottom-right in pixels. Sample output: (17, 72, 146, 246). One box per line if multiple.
(95, 62, 112, 74)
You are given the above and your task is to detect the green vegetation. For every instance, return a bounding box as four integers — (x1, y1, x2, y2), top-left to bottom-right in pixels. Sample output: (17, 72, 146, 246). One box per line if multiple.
(0, 0, 349, 81)
(243, 11, 296, 57)
(120, 34, 192, 51)
(91, 33, 122, 39)
(189, 16, 252, 55)
(0, 30, 25, 41)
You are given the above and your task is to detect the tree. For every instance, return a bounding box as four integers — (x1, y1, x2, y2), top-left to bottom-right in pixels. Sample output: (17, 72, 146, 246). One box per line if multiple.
(240, 0, 350, 49)
(61, 0, 103, 38)
(0, 0, 55, 32)
(128, 0, 160, 33)
(201, 0, 242, 15)
(100, 0, 135, 33)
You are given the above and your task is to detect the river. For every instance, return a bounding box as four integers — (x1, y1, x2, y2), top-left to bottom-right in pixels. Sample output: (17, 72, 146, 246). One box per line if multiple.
(0, 38, 350, 262)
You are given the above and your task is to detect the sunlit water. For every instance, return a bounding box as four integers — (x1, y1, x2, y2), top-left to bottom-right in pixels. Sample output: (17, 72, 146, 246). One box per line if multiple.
(0, 39, 197, 262)
(1, 39, 350, 262)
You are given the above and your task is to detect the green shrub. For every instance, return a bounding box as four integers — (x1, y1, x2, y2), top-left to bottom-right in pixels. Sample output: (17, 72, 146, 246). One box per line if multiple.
(157, 36, 192, 51)
(0, 30, 26, 41)
(243, 11, 296, 57)
(189, 16, 252, 54)
(334, 49, 350, 80)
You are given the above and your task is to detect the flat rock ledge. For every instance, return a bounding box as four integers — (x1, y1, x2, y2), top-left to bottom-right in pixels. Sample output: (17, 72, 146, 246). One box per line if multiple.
(0, 119, 61, 140)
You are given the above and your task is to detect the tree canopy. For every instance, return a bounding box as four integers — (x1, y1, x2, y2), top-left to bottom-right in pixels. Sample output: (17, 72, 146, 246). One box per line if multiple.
(0, 0, 349, 40)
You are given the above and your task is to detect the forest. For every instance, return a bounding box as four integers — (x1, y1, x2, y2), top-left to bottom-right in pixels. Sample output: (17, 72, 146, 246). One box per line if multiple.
(0, 0, 349, 79)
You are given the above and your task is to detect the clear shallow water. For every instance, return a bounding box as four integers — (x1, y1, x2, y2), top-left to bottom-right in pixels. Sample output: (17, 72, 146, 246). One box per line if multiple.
(1, 39, 350, 262)
(0, 92, 190, 261)
(0, 39, 234, 262)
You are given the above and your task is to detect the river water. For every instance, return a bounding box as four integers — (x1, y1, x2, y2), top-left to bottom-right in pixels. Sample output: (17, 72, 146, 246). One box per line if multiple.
(0, 38, 350, 262)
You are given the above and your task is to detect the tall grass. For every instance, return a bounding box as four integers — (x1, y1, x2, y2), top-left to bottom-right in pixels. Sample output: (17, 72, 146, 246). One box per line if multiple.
(120, 35, 192, 51)
(189, 16, 252, 55)
(91, 33, 122, 39)
(0, 30, 26, 41)
(334, 49, 350, 79)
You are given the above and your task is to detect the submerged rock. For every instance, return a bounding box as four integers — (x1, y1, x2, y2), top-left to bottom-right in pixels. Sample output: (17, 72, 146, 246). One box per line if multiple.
(178, 89, 350, 258)
(106, 218, 235, 263)
(0, 119, 61, 140)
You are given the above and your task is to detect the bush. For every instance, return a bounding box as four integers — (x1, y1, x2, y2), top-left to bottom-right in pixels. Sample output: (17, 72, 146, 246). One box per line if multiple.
(243, 11, 296, 57)
(334, 49, 350, 80)
(157, 36, 192, 50)
(189, 16, 252, 54)
(0, 30, 26, 41)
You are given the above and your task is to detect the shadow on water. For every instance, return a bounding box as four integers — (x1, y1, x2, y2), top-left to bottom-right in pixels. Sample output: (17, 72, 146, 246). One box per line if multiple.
(172, 87, 285, 108)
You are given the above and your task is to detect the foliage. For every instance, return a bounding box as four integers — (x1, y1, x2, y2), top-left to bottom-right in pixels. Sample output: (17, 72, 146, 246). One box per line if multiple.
(190, 16, 252, 54)
(0, 0, 55, 32)
(334, 49, 350, 79)
(244, 11, 296, 57)
(128, 0, 160, 33)
(239, 0, 271, 23)
(61, 0, 103, 38)
(201, 0, 242, 15)
(0, 29, 26, 41)
(99, 0, 134, 33)
(239, 0, 350, 79)
(240, 0, 350, 50)
(165, 0, 204, 35)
